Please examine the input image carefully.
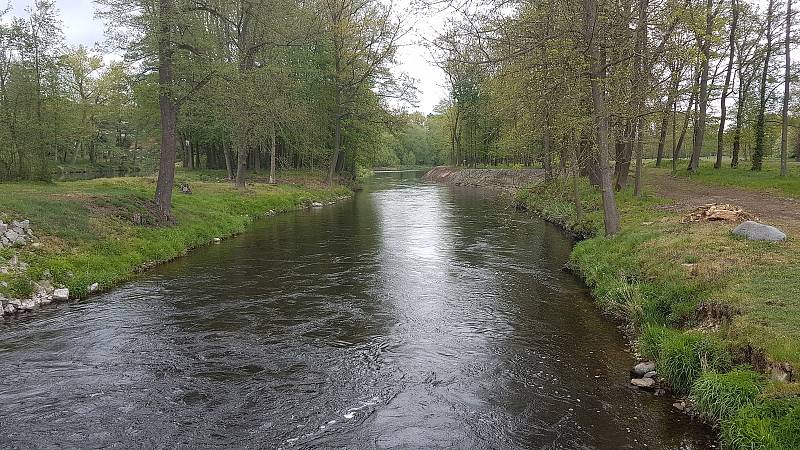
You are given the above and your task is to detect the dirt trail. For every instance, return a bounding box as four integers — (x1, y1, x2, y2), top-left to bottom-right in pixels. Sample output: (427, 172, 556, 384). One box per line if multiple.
(647, 172, 800, 233)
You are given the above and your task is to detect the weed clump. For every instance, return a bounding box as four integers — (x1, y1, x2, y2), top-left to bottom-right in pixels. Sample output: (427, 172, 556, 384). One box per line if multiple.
(657, 332, 732, 393)
(690, 369, 765, 422)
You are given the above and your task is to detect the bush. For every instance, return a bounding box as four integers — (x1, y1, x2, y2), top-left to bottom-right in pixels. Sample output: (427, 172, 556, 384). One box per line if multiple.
(690, 369, 765, 422)
(658, 332, 731, 393)
(721, 397, 800, 449)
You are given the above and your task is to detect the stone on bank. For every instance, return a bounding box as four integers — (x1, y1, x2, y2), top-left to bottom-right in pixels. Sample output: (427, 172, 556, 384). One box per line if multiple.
(732, 221, 787, 242)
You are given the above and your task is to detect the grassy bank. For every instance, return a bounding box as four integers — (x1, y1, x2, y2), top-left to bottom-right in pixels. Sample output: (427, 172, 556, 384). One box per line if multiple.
(516, 167, 800, 449)
(0, 170, 350, 300)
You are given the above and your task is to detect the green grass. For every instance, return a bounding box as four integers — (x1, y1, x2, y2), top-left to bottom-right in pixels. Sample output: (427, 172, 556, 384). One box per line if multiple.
(721, 397, 800, 449)
(659, 158, 800, 198)
(658, 331, 731, 393)
(691, 369, 766, 422)
(515, 166, 800, 448)
(0, 172, 350, 299)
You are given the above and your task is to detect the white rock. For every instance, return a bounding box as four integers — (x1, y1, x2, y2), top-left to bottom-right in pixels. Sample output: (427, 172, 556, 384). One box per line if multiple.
(4, 304, 15, 314)
(643, 371, 658, 379)
(311, 202, 324, 208)
(213, 237, 222, 243)
(631, 377, 656, 389)
(88, 283, 99, 293)
(52, 288, 70, 301)
(733, 221, 787, 242)
(632, 361, 656, 377)
(9, 299, 21, 308)
(5, 229, 19, 242)
(19, 299, 36, 311)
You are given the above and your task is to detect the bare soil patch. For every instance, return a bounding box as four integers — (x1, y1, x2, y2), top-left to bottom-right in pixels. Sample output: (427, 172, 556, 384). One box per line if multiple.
(647, 172, 800, 234)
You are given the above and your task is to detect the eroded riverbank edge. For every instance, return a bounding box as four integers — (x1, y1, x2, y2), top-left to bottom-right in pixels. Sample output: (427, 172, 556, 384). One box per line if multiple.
(423, 166, 800, 449)
(1, 177, 352, 319)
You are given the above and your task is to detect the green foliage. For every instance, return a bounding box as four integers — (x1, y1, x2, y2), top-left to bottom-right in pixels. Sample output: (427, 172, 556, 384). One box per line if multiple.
(690, 369, 766, 422)
(658, 332, 732, 393)
(721, 397, 800, 450)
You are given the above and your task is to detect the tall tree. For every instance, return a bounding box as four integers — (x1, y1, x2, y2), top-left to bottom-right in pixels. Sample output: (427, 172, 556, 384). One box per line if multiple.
(753, 0, 776, 171)
(716, 0, 739, 169)
(689, 0, 717, 172)
(781, 0, 792, 176)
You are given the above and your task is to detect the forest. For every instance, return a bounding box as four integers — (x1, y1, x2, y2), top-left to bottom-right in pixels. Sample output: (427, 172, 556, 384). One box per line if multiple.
(0, 0, 446, 210)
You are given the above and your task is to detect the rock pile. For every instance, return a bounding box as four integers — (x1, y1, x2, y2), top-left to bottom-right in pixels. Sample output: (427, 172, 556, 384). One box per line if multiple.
(630, 361, 659, 391)
(1, 287, 69, 317)
(0, 219, 37, 248)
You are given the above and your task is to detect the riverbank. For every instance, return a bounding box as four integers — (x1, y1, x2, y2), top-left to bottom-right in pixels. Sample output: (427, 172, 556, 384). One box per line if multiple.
(423, 165, 545, 189)
(426, 165, 800, 449)
(0, 171, 350, 315)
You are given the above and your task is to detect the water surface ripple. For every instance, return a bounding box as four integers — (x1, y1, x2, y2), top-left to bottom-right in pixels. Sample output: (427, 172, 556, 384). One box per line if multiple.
(0, 172, 712, 449)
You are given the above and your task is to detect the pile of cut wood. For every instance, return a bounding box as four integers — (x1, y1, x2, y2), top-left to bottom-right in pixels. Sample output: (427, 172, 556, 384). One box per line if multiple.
(681, 203, 758, 224)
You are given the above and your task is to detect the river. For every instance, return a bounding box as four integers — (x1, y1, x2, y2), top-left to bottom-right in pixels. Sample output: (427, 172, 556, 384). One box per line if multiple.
(0, 171, 712, 449)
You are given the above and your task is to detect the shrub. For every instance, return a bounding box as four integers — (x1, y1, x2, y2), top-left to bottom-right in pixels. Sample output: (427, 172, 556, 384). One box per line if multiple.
(721, 397, 800, 450)
(690, 369, 765, 422)
(659, 332, 731, 393)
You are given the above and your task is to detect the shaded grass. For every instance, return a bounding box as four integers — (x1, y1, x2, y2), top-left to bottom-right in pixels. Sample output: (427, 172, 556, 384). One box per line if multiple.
(1, 173, 350, 299)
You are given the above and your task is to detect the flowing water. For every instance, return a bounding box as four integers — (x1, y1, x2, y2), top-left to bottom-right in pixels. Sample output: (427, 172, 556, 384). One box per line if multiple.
(0, 171, 713, 449)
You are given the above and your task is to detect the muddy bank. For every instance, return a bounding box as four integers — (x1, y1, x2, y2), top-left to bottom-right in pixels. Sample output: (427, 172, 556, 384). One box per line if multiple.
(423, 166, 544, 189)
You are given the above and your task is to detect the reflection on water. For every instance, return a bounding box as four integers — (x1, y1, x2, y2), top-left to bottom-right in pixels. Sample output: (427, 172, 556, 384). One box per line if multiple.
(0, 171, 712, 449)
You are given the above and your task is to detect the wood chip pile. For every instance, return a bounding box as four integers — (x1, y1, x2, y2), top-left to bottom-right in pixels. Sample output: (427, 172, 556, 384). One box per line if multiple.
(681, 203, 758, 224)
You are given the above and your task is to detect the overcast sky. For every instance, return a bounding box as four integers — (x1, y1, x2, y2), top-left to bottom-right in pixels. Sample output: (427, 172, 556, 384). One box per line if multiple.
(9, 0, 448, 114)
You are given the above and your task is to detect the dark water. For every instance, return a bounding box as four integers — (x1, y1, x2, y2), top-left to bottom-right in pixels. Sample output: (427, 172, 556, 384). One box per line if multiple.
(0, 172, 713, 449)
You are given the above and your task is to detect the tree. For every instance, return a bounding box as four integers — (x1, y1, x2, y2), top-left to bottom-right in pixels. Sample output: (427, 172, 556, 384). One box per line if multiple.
(716, 0, 739, 169)
(321, 0, 404, 186)
(753, 0, 776, 171)
(781, 0, 792, 176)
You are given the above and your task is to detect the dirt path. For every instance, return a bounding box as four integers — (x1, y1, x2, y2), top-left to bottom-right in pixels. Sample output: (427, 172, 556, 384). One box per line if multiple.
(647, 172, 800, 233)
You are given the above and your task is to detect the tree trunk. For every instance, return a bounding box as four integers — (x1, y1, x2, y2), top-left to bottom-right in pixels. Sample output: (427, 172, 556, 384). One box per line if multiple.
(753, 0, 775, 171)
(328, 97, 342, 187)
(583, 0, 620, 236)
(781, 0, 791, 176)
(235, 144, 247, 189)
(634, 126, 644, 196)
(270, 122, 277, 184)
(674, 86, 697, 173)
(222, 142, 233, 180)
(716, 0, 738, 169)
(656, 68, 680, 167)
(570, 141, 583, 223)
(154, 0, 177, 218)
(689, 0, 714, 173)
